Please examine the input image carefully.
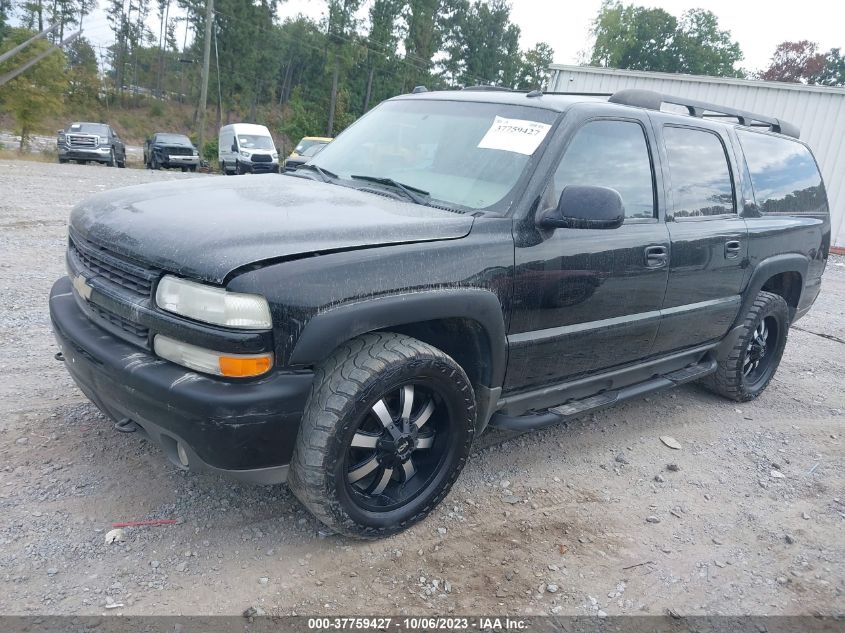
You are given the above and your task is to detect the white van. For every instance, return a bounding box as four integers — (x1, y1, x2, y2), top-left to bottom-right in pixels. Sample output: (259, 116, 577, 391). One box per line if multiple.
(218, 123, 280, 175)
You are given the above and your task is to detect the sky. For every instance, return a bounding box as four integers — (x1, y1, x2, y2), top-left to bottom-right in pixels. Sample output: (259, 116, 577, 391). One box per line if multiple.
(74, 0, 845, 75)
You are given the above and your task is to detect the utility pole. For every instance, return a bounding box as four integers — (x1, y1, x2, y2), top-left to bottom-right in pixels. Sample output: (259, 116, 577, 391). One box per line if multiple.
(197, 0, 214, 157)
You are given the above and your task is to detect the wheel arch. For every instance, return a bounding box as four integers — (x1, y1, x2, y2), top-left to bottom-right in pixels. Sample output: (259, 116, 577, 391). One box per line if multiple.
(738, 254, 808, 326)
(287, 289, 508, 389)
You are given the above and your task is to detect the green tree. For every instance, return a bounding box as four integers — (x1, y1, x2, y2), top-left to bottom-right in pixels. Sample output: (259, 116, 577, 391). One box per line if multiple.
(673, 9, 742, 77)
(515, 42, 555, 90)
(441, 0, 521, 87)
(66, 36, 101, 107)
(0, 28, 68, 150)
(589, 1, 742, 77)
(590, 1, 678, 71)
(811, 48, 845, 86)
(0, 0, 12, 45)
(403, 0, 443, 89)
(279, 85, 323, 148)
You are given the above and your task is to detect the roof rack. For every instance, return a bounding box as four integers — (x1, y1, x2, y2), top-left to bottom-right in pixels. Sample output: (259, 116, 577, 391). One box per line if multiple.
(609, 89, 800, 138)
(462, 85, 513, 92)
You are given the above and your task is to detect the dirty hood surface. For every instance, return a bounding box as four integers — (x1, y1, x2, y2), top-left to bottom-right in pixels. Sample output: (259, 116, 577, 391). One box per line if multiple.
(70, 175, 474, 284)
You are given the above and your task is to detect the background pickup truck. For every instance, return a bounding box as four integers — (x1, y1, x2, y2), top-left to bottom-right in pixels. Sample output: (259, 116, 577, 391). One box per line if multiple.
(144, 133, 199, 172)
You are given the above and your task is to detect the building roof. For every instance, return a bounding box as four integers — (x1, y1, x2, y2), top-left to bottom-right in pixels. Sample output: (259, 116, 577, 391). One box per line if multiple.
(549, 64, 845, 96)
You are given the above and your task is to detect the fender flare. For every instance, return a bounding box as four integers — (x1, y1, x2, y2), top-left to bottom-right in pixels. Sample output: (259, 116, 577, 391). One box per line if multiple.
(734, 253, 809, 328)
(288, 289, 508, 388)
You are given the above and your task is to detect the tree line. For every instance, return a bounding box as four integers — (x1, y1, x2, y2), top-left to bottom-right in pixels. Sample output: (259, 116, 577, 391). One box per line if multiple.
(1, 0, 843, 153)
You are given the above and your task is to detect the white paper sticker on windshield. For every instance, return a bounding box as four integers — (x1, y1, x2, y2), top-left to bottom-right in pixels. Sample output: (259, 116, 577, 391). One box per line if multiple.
(477, 116, 551, 155)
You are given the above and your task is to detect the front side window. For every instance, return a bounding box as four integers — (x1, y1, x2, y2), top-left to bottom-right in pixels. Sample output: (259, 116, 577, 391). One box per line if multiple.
(546, 120, 656, 220)
(310, 99, 558, 212)
(736, 130, 826, 215)
(664, 127, 735, 218)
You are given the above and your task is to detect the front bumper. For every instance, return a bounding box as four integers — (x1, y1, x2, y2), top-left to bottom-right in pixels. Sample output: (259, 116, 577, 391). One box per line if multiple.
(242, 159, 279, 173)
(158, 153, 200, 168)
(49, 276, 313, 484)
(58, 146, 111, 162)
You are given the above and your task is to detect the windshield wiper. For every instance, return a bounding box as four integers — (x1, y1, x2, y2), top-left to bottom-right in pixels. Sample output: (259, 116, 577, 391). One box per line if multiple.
(350, 175, 430, 206)
(294, 163, 338, 183)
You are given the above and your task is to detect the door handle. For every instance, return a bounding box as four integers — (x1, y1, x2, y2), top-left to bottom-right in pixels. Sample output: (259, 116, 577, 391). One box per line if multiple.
(644, 245, 668, 269)
(725, 240, 741, 259)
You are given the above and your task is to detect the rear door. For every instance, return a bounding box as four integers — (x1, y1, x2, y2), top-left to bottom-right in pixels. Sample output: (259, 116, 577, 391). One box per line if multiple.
(505, 112, 670, 391)
(649, 118, 748, 355)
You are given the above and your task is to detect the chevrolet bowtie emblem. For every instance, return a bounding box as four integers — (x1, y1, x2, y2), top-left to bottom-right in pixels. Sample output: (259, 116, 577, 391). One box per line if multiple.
(72, 273, 93, 301)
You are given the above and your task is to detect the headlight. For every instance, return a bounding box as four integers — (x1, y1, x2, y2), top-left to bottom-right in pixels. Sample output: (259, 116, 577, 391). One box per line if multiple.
(155, 275, 272, 329)
(272, 152, 279, 159)
(240, 150, 251, 158)
(154, 335, 273, 377)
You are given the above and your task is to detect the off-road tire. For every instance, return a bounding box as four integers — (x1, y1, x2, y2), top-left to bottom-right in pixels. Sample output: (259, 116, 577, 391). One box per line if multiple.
(701, 291, 790, 402)
(288, 332, 476, 538)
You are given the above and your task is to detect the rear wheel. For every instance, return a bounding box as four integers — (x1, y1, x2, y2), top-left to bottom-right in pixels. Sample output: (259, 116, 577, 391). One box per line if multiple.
(701, 291, 790, 401)
(289, 333, 476, 538)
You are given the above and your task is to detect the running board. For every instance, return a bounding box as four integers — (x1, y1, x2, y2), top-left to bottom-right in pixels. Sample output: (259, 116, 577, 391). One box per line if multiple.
(489, 357, 716, 432)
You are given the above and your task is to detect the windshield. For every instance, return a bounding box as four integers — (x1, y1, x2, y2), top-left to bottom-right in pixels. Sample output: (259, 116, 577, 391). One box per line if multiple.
(295, 138, 323, 154)
(310, 99, 558, 211)
(69, 123, 109, 136)
(156, 133, 191, 145)
(302, 142, 327, 157)
(237, 134, 275, 150)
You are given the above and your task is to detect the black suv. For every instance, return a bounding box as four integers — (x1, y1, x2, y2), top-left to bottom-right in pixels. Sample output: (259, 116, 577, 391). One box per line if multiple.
(49, 88, 830, 538)
(58, 122, 127, 167)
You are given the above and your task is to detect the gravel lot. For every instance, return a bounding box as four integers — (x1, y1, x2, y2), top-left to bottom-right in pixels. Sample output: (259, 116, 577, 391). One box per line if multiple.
(0, 159, 843, 617)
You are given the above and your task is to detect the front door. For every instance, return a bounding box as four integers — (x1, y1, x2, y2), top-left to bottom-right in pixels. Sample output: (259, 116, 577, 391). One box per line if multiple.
(505, 116, 670, 392)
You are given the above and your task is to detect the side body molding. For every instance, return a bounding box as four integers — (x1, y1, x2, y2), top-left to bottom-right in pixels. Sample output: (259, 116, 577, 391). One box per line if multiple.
(288, 289, 509, 388)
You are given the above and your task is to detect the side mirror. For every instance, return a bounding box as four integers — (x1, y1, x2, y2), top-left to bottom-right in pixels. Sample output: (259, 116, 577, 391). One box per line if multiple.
(57, 129, 64, 135)
(231, 142, 237, 152)
(537, 185, 625, 230)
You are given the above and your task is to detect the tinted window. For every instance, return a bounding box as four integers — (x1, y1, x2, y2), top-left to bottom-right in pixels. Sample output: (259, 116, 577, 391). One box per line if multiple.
(664, 127, 734, 217)
(737, 130, 825, 215)
(550, 121, 655, 219)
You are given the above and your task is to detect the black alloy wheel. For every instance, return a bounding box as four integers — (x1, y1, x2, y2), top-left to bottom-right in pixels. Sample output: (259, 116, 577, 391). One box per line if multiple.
(344, 382, 446, 512)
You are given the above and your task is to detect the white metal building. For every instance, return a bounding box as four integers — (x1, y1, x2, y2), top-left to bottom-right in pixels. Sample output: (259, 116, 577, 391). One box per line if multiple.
(547, 64, 845, 249)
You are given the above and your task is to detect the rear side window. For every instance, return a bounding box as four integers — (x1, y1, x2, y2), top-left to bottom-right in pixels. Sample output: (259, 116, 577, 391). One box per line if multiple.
(550, 120, 656, 219)
(664, 127, 735, 218)
(736, 130, 825, 215)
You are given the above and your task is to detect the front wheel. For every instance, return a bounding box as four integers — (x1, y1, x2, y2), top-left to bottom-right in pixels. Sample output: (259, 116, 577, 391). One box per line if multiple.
(107, 149, 116, 167)
(289, 333, 476, 538)
(701, 291, 790, 402)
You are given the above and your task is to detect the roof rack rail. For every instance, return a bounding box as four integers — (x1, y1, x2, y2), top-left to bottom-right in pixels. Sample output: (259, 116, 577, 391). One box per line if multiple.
(609, 89, 800, 138)
(462, 85, 513, 92)
(540, 91, 614, 97)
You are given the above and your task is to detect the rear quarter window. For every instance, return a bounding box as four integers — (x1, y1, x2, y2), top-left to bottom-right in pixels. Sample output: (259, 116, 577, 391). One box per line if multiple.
(736, 130, 826, 216)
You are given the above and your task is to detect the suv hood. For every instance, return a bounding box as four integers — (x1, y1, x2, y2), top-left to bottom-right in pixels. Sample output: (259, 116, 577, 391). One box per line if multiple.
(70, 175, 474, 284)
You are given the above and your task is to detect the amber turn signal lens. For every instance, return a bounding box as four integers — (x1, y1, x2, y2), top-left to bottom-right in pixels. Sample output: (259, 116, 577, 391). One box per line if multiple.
(218, 354, 273, 377)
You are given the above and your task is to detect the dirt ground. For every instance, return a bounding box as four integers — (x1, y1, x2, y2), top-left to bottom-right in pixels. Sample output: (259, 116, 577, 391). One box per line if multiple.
(0, 159, 843, 617)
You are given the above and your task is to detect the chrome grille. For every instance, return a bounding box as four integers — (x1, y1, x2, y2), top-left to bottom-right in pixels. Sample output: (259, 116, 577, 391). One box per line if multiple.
(68, 134, 97, 148)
